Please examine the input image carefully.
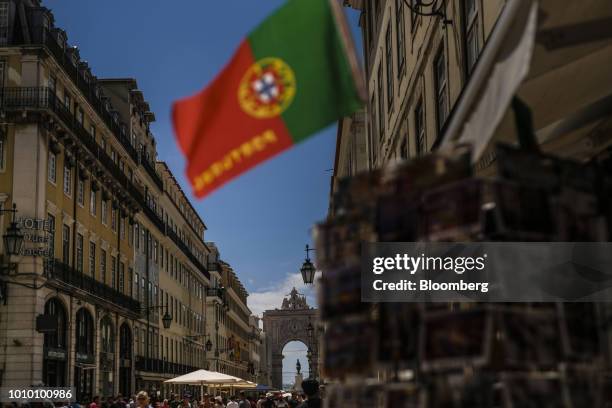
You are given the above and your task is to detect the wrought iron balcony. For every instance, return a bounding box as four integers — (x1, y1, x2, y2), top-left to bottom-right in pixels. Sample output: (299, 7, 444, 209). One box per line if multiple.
(48, 260, 140, 312)
(167, 227, 209, 278)
(38, 29, 140, 164)
(140, 149, 164, 191)
(0, 87, 137, 200)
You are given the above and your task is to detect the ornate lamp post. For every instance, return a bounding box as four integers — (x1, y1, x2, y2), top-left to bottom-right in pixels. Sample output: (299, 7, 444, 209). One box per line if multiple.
(0, 203, 24, 303)
(300, 244, 316, 285)
(1, 203, 24, 262)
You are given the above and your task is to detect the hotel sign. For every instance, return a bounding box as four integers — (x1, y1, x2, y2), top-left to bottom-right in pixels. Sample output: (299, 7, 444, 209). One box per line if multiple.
(16, 217, 52, 257)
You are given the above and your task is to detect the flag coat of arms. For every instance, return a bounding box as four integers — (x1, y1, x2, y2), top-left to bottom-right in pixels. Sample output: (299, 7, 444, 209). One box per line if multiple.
(172, 0, 365, 198)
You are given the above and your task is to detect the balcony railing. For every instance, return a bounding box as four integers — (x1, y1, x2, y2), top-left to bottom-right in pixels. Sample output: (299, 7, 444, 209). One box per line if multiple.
(48, 260, 140, 312)
(0, 87, 134, 192)
(140, 150, 164, 191)
(38, 30, 139, 164)
(0, 87, 209, 280)
(167, 227, 208, 277)
(11, 30, 162, 189)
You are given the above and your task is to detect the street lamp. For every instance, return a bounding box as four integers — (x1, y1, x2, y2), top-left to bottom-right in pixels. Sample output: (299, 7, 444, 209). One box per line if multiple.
(300, 244, 316, 285)
(141, 303, 172, 329)
(205, 339, 213, 352)
(1, 204, 23, 259)
(162, 310, 172, 329)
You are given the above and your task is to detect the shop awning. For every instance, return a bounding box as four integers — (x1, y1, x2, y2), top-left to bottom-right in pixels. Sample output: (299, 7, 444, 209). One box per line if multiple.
(440, 0, 612, 163)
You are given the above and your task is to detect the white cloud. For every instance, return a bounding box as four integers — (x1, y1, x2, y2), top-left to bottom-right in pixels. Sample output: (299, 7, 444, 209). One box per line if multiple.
(248, 272, 320, 318)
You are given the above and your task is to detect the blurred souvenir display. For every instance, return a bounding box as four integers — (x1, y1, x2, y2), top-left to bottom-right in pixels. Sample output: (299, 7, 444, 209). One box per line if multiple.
(317, 144, 612, 407)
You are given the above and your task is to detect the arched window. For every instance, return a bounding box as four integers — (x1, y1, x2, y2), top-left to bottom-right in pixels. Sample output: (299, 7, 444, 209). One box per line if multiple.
(100, 316, 114, 354)
(75, 308, 94, 355)
(44, 298, 67, 349)
(119, 323, 131, 359)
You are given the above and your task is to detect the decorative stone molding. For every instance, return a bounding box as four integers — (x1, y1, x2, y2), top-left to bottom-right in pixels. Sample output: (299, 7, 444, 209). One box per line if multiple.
(89, 232, 99, 243)
(62, 211, 75, 226)
(46, 200, 59, 215)
(100, 239, 109, 251)
(0, 193, 9, 205)
(76, 221, 88, 236)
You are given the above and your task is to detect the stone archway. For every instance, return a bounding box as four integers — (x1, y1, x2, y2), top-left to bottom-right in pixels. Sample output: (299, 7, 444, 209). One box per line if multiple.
(263, 288, 319, 390)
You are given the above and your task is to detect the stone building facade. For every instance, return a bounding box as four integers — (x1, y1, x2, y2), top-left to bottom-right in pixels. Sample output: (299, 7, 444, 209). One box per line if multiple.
(0, 0, 217, 400)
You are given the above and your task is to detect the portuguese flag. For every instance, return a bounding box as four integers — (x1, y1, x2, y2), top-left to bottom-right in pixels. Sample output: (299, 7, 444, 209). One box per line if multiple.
(172, 0, 365, 199)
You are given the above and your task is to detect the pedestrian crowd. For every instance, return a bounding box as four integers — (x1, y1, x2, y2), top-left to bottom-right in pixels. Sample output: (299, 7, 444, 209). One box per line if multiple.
(32, 378, 322, 408)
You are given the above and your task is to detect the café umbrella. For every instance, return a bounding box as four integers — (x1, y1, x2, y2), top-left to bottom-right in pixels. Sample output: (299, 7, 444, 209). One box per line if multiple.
(164, 369, 244, 398)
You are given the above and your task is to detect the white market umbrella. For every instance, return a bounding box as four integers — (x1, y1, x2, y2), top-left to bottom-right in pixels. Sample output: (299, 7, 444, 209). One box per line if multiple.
(164, 369, 243, 385)
(164, 369, 244, 398)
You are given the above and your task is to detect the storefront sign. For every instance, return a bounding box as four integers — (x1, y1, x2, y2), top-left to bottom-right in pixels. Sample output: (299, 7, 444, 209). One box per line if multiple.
(16, 217, 52, 258)
(76, 353, 94, 364)
(44, 348, 67, 360)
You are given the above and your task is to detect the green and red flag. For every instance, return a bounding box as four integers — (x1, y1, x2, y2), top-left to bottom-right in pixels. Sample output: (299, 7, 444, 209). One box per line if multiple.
(172, 0, 365, 199)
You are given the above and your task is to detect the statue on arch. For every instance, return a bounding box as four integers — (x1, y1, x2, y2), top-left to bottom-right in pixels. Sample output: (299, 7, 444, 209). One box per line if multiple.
(281, 287, 309, 310)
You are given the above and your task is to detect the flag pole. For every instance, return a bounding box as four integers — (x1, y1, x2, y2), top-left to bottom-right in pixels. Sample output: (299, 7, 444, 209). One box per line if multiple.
(329, 0, 367, 103)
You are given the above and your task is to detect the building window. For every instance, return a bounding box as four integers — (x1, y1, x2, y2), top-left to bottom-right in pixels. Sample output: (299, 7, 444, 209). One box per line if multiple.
(400, 137, 408, 159)
(64, 92, 72, 112)
(119, 262, 125, 294)
(111, 208, 117, 231)
(76, 233, 83, 273)
(434, 46, 449, 132)
(89, 242, 96, 277)
(48, 153, 57, 183)
(63, 163, 72, 196)
(89, 125, 96, 139)
(76, 108, 84, 125)
(89, 190, 96, 216)
(120, 218, 125, 240)
(385, 25, 394, 110)
(48, 214, 56, 258)
(128, 267, 133, 297)
(101, 200, 108, 225)
(101, 249, 107, 284)
(414, 99, 426, 155)
(134, 223, 139, 249)
(77, 179, 84, 206)
(62, 225, 70, 265)
(111, 255, 117, 289)
(377, 64, 384, 142)
(49, 75, 57, 94)
(134, 272, 139, 299)
(464, 0, 479, 75)
(0, 3, 8, 46)
(395, 0, 406, 77)
(0, 134, 5, 171)
(369, 94, 377, 167)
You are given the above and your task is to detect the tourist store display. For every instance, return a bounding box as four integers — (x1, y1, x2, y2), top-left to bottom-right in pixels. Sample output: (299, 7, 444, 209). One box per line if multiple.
(315, 143, 612, 407)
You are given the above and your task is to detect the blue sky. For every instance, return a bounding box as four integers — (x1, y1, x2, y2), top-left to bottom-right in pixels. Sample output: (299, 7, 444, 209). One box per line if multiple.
(45, 0, 362, 385)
